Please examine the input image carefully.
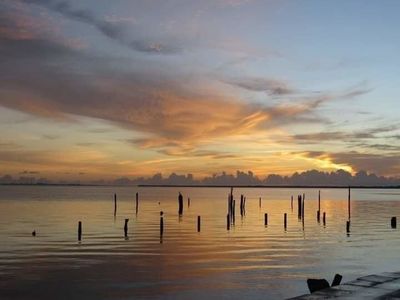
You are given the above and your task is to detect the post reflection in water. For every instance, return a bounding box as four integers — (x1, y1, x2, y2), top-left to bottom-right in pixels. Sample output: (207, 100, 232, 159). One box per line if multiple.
(0, 186, 400, 299)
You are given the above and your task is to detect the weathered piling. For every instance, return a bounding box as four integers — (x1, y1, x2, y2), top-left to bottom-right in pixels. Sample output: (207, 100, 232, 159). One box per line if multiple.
(197, 216, 201, 232)
(240, 195, 244, 216)
(291, 195, 293, 211)
(259, 197, 261, 208)
(227, 214, 230, 230)
(124, 218, 129, 237)
(135, 192, 139, 214)
(346, 221, 350, 233)
(160, 211, 164, 236)
(114, 193, 117, 216)
(317, 210, 320, 222)
(348, 186, 351, 220)
(232, 200, 236, 224)
(302, 193, 305, 218)
(188, 197, 190, 207)
(32, 230, 36, 237)
(78, 221, 82, 241)
(284, 213, 287, 229)
(264, 213, 268, 226)
(178, 192, 183, 215)
(323, 212, 326, 226)
(318, 190, 321, 211)
(391, 217, 397, 228)
(297, 195, 302, 219)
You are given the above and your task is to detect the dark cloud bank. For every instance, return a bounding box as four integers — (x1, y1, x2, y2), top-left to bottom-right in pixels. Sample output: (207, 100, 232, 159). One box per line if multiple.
(1, 169, 399, 187)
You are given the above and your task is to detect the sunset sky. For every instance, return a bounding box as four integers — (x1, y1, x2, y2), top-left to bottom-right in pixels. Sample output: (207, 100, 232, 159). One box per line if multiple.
(0, 0, 399, 181)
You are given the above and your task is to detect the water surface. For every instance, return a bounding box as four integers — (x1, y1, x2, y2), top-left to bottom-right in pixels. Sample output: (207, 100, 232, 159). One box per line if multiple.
(0, 186, 399, 299)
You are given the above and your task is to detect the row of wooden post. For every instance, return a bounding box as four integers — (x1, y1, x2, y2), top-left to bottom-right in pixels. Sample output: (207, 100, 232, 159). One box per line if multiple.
(114, 192, 140, 217)
(76, 189, 397, 241)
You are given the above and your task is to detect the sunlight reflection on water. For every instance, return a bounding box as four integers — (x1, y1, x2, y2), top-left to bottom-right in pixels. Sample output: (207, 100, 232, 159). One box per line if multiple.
(0, 186, 399, 299)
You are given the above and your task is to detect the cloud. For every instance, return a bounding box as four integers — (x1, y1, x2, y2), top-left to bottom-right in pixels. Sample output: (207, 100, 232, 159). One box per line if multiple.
(21, 0, 181, 54)
(0, 16, 342, 154)
(298, 151, 400, 176)
(224, 77, 294, 95)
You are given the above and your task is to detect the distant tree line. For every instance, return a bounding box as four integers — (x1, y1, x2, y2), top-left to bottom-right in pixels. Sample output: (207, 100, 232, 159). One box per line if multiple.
(2, 169, 398, 187)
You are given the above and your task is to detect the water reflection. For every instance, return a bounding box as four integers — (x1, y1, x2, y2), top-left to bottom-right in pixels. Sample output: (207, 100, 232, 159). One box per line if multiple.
(0, 186, 400, 299)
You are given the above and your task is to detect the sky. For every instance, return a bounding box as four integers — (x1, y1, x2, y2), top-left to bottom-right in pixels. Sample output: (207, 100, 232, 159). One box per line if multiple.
(0, 0, 399, 181)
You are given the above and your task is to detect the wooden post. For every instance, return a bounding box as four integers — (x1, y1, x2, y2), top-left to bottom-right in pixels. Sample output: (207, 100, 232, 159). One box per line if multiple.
(317, 210, 320, 222)
(297, 195, 302, 219)
(264, 213, 268, 226)
(284, 213, 287, 229)
(178, 192, 183, 215)
(291, 195, 293, 211)
(318, 190, 321, 212)
(323, 212, 326, 225)
(348, 187, 351, 220)
(114, 193, 117, 216)
(346, 221, 350, 233)
(160, 211, 164, 236)
(259, 197, 261, 208)
(227, 214, 230, 230)
(302, 193, 305, 218)
(240, 195, 243, 216)
(124, 218, 129, 237)
(78, 221, 82, 241)
(188, 197, 190, 207)
(391, 217, 397, 228)
(135, 192, 139, 214)
(232, 200, 236, 224)
(197, 216, 201, 232)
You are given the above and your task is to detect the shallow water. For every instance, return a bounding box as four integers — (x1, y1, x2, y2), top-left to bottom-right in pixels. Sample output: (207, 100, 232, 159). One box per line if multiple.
(0, 186, 399, 299)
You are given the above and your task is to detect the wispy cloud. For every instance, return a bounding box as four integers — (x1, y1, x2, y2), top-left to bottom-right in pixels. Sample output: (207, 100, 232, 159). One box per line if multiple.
(21, 0, 181, 54)
(224, 77, 294, 95)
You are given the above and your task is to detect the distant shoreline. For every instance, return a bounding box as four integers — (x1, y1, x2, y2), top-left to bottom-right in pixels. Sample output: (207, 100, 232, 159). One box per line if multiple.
(138, 184, 400, 189)
(1, 183, 398, 189)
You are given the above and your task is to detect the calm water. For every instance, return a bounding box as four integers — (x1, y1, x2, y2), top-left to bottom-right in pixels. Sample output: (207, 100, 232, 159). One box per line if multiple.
(1, 186, 400, 299)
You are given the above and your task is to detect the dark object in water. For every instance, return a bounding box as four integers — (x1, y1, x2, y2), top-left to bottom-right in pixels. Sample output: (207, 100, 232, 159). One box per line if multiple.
(78, 221, 82, 241)
(391, 217, 397, 229)
(307, 273, 343, 293)
(331, 274, 343, 286)
(178, 192, 183, 215)
(124, 219, 129, 237)
(32, 230, 36, 237)
(307, 279, 330, 293)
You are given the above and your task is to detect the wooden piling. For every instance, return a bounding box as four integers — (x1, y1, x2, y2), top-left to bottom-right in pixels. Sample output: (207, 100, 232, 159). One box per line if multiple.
(232, 200, 236, 224)
(291, 195, 293, 211)
(323, 212, 326, 225)
(240, 195, 243, 216)
(227, 214, 230, 230)
(284, 213, 287, 229)
(160, 211, 164, 236)
(259, 197, 261, 208)
(318, 190, 321, 212)
(197, 216, 201, 232)
(391, 217, 397, 228)
(302, 193, 305, 218)
(178, 192, 183, 215)
(348, 187, 351, 220)
(124, 218, 129, 237)
(135, 192, 139, 214)
(317, 210, 320, 222)
(78, 221, 82, 241)
(114, 193, 117, 216)
(297, 195, 302, 219)
(188, 197, 190, 207)
(264, 213, 268, 226)
(346, 221, 350, 233)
